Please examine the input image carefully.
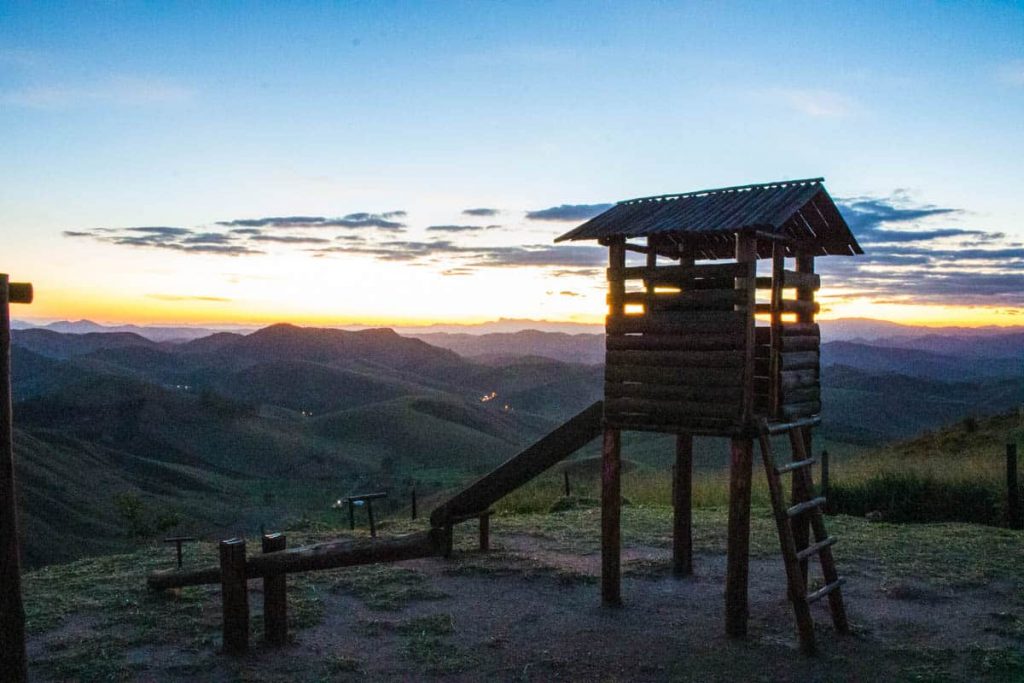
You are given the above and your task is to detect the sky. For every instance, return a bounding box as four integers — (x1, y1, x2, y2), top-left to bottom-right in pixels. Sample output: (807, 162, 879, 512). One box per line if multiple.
(2, 1, 1022, 328)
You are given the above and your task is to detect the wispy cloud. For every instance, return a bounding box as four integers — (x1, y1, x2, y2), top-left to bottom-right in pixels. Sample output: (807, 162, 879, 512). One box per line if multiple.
(462, 207, 500, 217)
(215, 212, 406, 230)
(822, 194, 1024, 305)
(64, 226, 262, 256)
(997, 60, 1024, 87)
(770, 88, 859, 118)
(525, 203, 613, 222)
(1, 76, 195, 108)
(426, 224, 502, 233)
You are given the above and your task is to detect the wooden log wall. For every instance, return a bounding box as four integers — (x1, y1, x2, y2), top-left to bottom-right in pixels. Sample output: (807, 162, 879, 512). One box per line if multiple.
(604, 255, 749, 435)
(753, 256, 822, 421)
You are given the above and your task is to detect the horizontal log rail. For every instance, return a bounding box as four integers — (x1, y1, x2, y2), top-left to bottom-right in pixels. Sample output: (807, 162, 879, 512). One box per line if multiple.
(608, 262, 746, 282)
(147, 530, 444, 590)
(753, 271, 821, 291)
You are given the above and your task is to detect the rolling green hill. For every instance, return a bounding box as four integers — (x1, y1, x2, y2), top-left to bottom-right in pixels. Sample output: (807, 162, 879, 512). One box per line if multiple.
(7, 323, 1020, 568)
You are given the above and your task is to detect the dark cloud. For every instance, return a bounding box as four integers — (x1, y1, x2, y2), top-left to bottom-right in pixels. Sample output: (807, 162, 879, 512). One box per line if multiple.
(525, 203, 613, 221)
(61, 225, 263, 256)
(836, 196, 970, 243)
(462, 207, 500, 217)
(182, 232, 233, 245)
(250, 234, 331, 244)
(216, 212, 407, 231)
(812, 194, 1024, 306)
(216, 216, 328, 228)
(426, 224, 502, 233)
(229, 228, 263, 236)
(307, 239, 606, 270)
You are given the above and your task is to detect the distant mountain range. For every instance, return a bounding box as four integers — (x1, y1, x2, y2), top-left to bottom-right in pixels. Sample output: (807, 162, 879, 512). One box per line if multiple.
(6, 320, 1020, 566)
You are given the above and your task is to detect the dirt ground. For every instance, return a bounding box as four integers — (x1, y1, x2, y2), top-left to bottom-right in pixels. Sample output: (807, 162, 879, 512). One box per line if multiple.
(23, 508, 1024, 681)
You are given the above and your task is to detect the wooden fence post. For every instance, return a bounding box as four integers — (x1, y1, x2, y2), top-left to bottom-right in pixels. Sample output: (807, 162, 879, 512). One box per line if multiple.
(479, 511, 490, 552)
(261, 533, 287, 646)
(411, 488, 417, 520)
(219, 538, 249, 654)
(1, 275, 31, 683)
(1008, 444, 1021, 530)
(563, 469, 571, 497)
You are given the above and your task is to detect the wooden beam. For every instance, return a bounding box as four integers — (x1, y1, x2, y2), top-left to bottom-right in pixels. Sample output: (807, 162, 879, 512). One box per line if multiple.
(725, 438, 753, 638)
(148, 530, 445, 590)
(673, 434, 693, 577)
(219, 538, 249, 655)
(6, 283, 31, 305)
(0, 275, 27, 682)
(261, 533, 287, 646)
(601, 428, 622, 606)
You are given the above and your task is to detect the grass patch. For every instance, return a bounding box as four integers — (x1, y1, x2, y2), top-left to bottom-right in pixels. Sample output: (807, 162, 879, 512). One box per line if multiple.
(329, 565, 447, 610)
(831, 472, 1006, 524)
(397, 613, 475, 674)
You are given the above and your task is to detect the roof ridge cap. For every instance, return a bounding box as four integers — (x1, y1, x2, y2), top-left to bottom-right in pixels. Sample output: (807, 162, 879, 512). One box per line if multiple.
(617, 177, 825, 206)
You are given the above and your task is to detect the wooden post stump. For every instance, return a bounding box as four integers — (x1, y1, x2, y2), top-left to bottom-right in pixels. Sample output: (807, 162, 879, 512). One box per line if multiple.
(673, 434, 693, 577)
(261, 533, 287, 646)
(601, 427, 622, 606)
(219, 538, 249, 654)
(479, 511, 490, 551)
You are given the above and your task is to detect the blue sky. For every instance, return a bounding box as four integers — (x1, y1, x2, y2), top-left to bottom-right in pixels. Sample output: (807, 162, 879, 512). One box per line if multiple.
(2, 2, 1022, 326)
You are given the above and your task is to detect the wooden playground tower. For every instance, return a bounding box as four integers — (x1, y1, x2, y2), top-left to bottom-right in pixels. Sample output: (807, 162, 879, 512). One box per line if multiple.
(146, 179, 863, 656)
(555, 178, 863, 652)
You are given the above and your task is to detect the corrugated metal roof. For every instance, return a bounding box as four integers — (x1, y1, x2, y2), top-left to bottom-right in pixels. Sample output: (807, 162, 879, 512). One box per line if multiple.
(554, 178, 862, 258)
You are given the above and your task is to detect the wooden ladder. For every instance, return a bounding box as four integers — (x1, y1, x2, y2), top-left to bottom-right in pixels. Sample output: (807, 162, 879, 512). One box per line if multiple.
(757, 418, 849, 654)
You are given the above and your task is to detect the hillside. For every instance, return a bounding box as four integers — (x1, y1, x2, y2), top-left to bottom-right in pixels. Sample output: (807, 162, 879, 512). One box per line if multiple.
(7, 323, 1020, 568)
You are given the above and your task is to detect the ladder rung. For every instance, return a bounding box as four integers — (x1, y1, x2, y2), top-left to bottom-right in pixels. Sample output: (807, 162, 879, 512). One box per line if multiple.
(806, 577, 845, 604)
(766, 416, 821, 435)
(796, 536, 837, 561)
(787, 496, 826, 517)
(775, 458, 816, 475)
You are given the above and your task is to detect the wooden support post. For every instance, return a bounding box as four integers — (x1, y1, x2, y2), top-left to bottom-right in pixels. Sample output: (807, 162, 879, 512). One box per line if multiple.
(348, 499, 355, 530)
(673, 434, 693, 577)
(725, 437, 753, 637)
(443, 523, 454, 558)
(411, 488, 417, 520)
(601, 427, 622, 606)
(261, 533, 287, 646)
(563, 469, 571, 497)
(1, 275, 30, 683)
(367, 500, 376, 538)
(219, 538, 249, 655)
(769, 244, 785, 418)
(725, 232, 757, 637)
(1008, 444, 1021, 530)
(479, 511, 490, 552)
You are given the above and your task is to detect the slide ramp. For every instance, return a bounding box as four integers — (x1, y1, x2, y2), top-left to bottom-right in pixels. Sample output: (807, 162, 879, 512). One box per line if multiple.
(430, 400, 604, 527)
